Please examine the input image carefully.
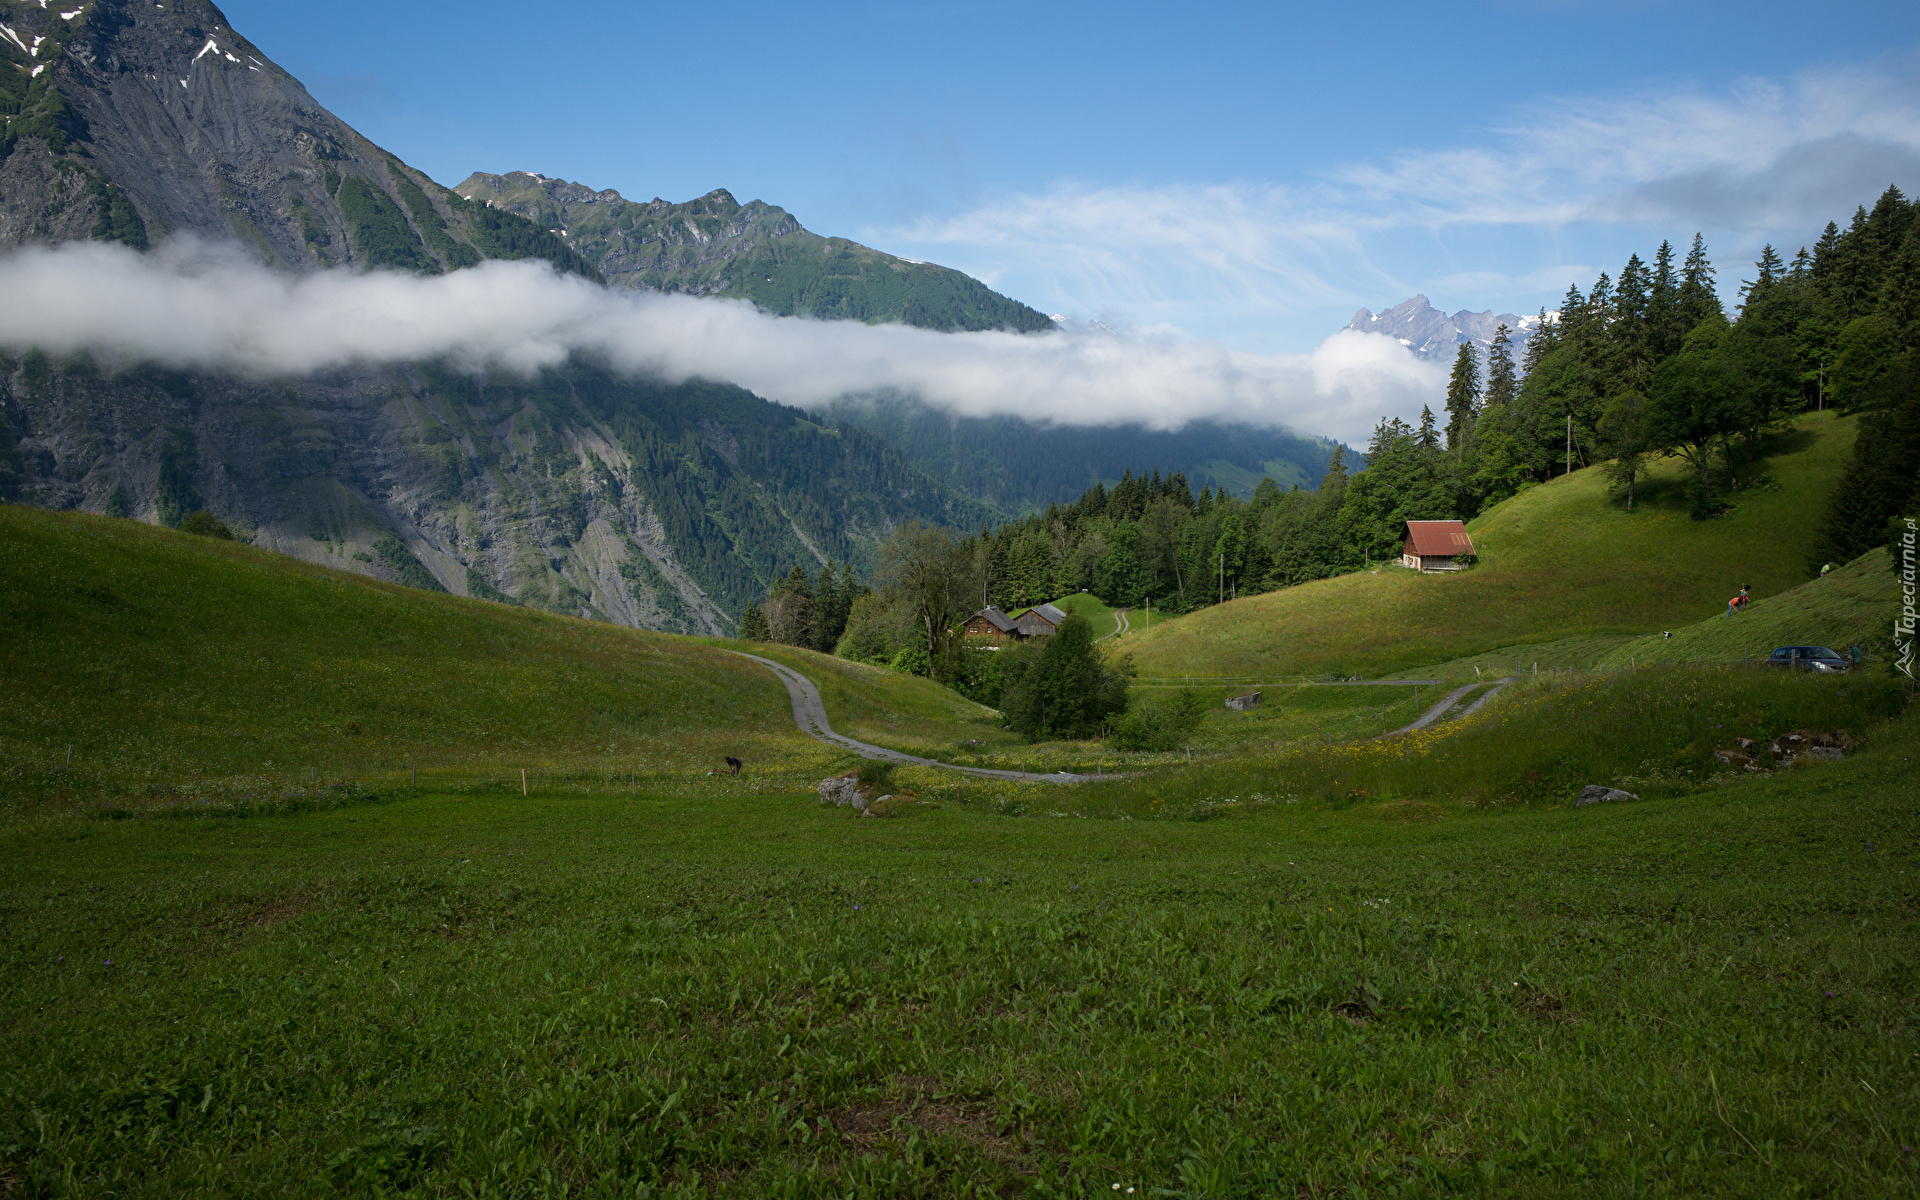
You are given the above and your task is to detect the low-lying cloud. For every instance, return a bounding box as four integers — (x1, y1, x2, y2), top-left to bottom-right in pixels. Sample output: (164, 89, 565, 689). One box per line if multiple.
(0, 239, 1442, 444)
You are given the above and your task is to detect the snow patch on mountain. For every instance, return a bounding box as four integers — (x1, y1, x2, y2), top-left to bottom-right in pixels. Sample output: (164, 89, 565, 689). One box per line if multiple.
(1344, 294, 1551, 363)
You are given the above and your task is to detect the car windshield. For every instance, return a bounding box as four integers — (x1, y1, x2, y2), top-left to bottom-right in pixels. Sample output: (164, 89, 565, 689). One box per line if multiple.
(1808, 647, 1844, 661)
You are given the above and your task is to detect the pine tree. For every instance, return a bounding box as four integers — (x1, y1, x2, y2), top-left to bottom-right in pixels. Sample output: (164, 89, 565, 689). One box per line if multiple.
(738, 603, 770, 641)
(1878, 230, 1920, 349)
(1679, 233, 1721, 334)
(1649, 239, 1681, 359)
(1319, 446, 1349, 497)
(1443, 341, 1481, 449)
(1484, 325, 1517, 409)
(1832, 206, 1875, 319)
(1585, 274, 1614, 325)
(1521, 309, 1557, 376)
(814, 562, 844, 650)
(1417, 405, 1440, 452)
(1166, 471, 1195, 512)
(1612, 253, 1651, 385)
(1740, 244, 1785, 312)
(1809, 221, 1842, 291)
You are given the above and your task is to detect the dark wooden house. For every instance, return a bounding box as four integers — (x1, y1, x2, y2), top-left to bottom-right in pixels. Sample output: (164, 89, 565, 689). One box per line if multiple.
(964, 602, 1071, 645)
(1400, 520, 1475, 572)
(1013, 602, 1068, 638)
(962, 606, 1020, 644)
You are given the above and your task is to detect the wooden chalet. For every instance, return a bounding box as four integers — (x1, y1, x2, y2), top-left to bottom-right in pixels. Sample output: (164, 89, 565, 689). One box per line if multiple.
(963, 602, 1070, 645)
(962, 606, 1020, 644)
(1400, 520, 1475, 572)
(1014, 602, 1068, 638)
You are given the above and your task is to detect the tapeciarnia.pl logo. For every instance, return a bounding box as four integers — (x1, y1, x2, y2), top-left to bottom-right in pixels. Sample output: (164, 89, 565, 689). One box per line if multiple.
(1899, 517, 1916, 681)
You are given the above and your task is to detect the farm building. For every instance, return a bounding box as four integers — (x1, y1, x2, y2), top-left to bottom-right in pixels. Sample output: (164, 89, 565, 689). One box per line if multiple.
(1401, 520, 1476, 572)
(962, 606, 1020, 643)
(1014, 602, 1069, 638)
(963, 602, 1070, 644)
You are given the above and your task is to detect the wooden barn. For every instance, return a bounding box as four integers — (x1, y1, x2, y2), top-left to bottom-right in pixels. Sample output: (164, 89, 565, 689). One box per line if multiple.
(1400, 520, 1475, 572)
(962, 606, 1020, 644)
(1014, 602, 1068, 638)
(963, 602, 1071, 645)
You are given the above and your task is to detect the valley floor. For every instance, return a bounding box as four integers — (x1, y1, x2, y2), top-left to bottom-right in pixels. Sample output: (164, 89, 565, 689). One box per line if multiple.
(3, 713, 1915, 1197)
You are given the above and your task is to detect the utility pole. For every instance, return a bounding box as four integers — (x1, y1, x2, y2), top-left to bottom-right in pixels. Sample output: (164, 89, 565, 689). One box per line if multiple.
(1218, 552, 1224, 605)
(1817, 362, 1825, 414)
(1566, 414, 1573, 477)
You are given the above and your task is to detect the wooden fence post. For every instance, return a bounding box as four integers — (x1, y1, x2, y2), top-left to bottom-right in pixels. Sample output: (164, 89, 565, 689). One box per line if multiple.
(521, 768, 528, 796)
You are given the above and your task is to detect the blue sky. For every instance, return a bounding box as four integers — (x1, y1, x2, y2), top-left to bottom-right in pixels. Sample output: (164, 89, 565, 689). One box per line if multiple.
(226, 0, 1920, 355)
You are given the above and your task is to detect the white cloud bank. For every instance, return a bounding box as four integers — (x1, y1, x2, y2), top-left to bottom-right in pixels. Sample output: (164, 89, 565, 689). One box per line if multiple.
(0, 239, 1441, 444)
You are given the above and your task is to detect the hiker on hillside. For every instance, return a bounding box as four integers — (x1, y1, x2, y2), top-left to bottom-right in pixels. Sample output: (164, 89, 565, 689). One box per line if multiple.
(724, 756, 742, 776)
(1820, 562, 1834, 578)
(1726, 585, 1750, 617)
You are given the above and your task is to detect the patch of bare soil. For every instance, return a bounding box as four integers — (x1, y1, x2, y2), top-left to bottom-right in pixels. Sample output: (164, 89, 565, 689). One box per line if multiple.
(825, 1076, 1019, 1160)
(1514, 988, 1585, 1026)
(245, 893, 312, 929)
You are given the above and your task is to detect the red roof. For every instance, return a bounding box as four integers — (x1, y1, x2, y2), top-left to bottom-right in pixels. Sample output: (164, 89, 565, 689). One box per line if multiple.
(1403, 520, 1475, 557)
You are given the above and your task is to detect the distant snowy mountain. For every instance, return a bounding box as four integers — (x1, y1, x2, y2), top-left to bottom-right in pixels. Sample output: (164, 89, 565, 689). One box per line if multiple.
(1345, 295, 1550, 363)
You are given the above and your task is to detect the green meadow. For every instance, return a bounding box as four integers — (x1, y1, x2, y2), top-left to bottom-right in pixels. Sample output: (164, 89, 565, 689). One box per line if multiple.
(1128, 414, 1860, 682)
(4, 679, 1915, 1196)
(0, 507, 837, 814)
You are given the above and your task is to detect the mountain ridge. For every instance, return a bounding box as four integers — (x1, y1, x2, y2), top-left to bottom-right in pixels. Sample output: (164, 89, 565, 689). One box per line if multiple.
(455, 169, 1055, 332)
(1345, 294, 1546, 362)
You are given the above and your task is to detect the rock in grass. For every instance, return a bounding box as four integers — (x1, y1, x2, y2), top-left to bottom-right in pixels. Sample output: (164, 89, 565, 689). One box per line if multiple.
(817, 774, 864, 807)
(1575, 785, 1638, 808)
(1801, 746, 1845, 763)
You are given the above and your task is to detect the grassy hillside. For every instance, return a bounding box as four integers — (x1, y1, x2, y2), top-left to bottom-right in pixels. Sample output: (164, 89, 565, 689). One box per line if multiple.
(1051, 666, 1906, 818)
(1598, 546, 1898, 667)
(1386, 546, 1900, 680)
(3, 681, 1914, 1194)
(0, 508, 832, 815)
(1130, 414, 1859, 680)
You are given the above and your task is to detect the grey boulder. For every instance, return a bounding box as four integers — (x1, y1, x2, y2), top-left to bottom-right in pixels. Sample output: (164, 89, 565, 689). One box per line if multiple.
(817, 775, 864, 806)
(1575, 785, 1639, 808)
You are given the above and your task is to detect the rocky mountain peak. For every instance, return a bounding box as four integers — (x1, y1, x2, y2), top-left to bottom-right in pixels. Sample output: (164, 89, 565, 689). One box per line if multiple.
(0, 1, 596, 280)
(1345, 294, 1546, 363)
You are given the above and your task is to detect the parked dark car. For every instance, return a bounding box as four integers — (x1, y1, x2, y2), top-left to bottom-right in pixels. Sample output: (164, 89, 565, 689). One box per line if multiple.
(1763, 645, 1852, 673)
